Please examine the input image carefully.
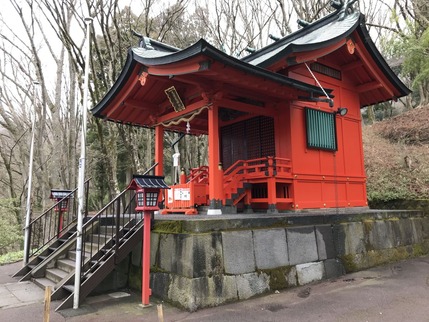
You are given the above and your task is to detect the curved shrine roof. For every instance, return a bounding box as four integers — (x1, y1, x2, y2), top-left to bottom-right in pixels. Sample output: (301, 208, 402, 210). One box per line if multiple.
(241, 7, 410, 102)
(92, 3, 410, 127)
(242, 11, 360, 67)
(91, 39, 331, 124)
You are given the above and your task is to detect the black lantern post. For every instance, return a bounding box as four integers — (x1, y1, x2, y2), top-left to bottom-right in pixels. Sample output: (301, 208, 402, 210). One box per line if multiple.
(127, 174, 169, 306)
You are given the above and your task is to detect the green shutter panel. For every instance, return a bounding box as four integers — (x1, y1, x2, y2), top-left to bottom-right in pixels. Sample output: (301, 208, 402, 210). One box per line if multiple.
(305, 108, 337, 151)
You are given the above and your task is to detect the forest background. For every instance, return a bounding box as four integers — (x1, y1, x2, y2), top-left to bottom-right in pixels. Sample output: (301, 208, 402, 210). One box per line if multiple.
(0, 0, 428, 254)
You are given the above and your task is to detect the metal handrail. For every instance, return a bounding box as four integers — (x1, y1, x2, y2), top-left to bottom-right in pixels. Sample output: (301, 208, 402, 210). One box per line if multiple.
(26, 178, 91, 258)
(78, 164, 157, 279)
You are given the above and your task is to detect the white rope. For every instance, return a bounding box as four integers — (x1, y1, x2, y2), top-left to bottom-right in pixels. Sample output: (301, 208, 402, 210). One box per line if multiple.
(156, 103, 212, 128)
(304, 62, 331, 101)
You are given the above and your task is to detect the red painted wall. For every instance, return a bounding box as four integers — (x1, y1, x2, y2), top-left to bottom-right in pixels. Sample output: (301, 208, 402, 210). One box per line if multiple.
(276, 64, 367, 209)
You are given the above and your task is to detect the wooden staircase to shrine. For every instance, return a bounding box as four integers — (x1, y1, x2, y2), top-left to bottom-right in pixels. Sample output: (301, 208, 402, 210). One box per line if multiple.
(14, 185, 144, 311)
(223, 157, 294, 210)
(164, 157, 294, 214)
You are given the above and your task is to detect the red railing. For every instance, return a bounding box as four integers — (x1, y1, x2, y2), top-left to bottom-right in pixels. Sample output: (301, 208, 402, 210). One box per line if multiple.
(223, 157, 292, 199)
(187, 166, 209, 184)
(166, 157, 293, 210)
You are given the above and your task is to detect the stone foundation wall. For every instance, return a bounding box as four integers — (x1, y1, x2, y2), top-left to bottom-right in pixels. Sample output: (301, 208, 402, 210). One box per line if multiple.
(128, 211, 429, 311)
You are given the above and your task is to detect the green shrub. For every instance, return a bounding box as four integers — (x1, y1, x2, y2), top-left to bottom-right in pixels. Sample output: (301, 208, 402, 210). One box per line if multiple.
(0, 199, 23, 255)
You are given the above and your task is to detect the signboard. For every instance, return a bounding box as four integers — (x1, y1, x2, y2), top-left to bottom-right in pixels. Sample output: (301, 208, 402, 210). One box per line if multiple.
(174, 188, 190, 201)
(167, 189, 173, 204)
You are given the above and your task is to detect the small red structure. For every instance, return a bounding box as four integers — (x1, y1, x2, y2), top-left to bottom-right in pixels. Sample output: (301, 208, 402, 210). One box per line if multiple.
(127, 175, 169, 305)
(92, 3, 409, 214)
(50, 189, 73, 212)
(50, 189, 73, 233)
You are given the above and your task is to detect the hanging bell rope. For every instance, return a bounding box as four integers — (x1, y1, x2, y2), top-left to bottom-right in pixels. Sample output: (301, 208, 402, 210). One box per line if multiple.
(304, 62, 333, 105)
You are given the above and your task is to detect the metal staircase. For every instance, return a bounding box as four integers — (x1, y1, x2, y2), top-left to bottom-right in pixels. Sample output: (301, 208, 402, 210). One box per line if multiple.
(14, 184, 144, 311)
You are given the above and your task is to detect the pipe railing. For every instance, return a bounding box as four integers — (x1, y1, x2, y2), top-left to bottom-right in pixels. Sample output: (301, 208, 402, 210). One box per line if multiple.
(25, 179, 91, 258)
(78, 164, 158, 279)
(79, 188, 141, 279)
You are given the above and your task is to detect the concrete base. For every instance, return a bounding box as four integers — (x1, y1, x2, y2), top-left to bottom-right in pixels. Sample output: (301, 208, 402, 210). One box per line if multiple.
(207, 209, 222, 215)
(128, 209, 429, 311)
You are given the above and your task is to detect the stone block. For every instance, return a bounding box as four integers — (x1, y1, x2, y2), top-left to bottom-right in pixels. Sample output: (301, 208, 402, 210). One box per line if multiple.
(333, 222, 365, 255)
(287, 227, 318, 265)
(315, 225, 336, 260)
(158, 233, 175, 272)
(286, 266, 298, 287)
(150, 272, 171, 299)
(194, 275, 238, 308)
(253, 228, 288, 269)
(222, 230, 255, 274)
(296, 262, 324, 285)
(150, 232, 159, 266)
(168, 274, 238, 311)
(394, 219, 416, 246)
(168, 275, 198, 311)
(236, 272, 269, 300)
(158, 233, 194, 277)
(263, 266, 298, 290)
(192, 233, 223, 278)
(411, 218, 424, 242)
(419, 218, 428, 239)
(422, 218, 429, 239)
(368, 220, 395, 250)
(387, 219, 402, 247)
(324, 259, 345, 279)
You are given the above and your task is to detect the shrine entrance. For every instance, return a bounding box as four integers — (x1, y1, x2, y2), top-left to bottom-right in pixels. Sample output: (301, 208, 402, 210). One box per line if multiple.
(221, 115, 275, 169)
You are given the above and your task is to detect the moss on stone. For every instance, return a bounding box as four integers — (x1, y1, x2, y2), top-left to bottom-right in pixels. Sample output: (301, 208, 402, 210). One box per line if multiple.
(362, 220, 374, 251)
(412, 243, 425, 256)
(153, 220, 183, 233)
(340, 254, 358, 273)
(259, 266, 293, 290)
(362, 220, 374, 233)
(128, 264, 142, 291)
(264, 222, 290, 229)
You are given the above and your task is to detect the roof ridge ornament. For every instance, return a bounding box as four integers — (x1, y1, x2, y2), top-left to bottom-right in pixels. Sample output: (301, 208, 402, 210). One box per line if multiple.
(268, 34, 281, 41)
(297, 19, 310, 28)
(245, 47, 256, 53)
(131, 29, 154, 50)
(337, 0, 359, 21)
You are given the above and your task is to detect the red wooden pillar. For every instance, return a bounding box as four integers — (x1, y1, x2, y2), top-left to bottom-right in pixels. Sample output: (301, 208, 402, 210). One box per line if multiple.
(208, 103, 223, 215)
(154, 125, 164, 176)
(266, 157, 278, 213)
(141, 210, 152, 306)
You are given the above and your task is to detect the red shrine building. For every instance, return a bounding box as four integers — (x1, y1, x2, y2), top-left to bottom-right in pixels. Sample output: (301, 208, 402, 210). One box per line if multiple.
(92, 3, 410, 215)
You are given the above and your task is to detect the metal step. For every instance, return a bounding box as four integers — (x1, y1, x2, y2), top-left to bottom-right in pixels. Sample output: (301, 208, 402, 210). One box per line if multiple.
(46, 268, 68, 283)
(84, 241, 104, 253)
(67, 250, 90, 261)
(62, 284, 74, 293)
(57, 258, 75, 273)
(32, 277, 56, 289)
(56, 224, 143, 311)
(90, 234, 110, 244)
(98, 225, 123, 235)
